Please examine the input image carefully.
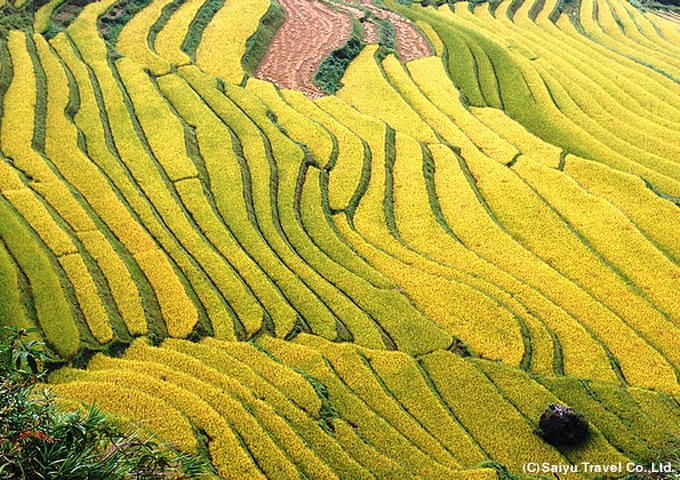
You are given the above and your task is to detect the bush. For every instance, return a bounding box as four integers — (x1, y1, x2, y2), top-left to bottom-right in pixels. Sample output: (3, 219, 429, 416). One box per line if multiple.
(0, 327, 207, 479)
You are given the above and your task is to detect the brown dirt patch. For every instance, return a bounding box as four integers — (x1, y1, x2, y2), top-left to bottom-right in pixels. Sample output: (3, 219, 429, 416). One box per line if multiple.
(255, 0, 354, 98)
(359, 0, 431, 61)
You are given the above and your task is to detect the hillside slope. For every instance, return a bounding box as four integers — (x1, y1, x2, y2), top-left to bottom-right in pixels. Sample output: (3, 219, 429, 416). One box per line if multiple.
(1, 0, 680, 476)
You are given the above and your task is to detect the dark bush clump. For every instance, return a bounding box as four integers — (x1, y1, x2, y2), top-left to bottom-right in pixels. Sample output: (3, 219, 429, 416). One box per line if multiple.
(539, 403, 589, 446)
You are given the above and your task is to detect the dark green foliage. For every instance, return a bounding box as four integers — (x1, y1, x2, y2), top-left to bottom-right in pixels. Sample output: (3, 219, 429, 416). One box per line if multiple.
(539, 403, 589, 446)
(180, 0, 224, 62)
(51, 0, 93, 32)
(0, 7, 34, 41)
(0, 327, 207, 479)
(313, 19, 364, 95)
(98, 0, 156, 46)
(241, 0, 285, 78)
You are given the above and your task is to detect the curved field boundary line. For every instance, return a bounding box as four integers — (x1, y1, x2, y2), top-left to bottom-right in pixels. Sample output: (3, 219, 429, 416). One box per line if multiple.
(165, 338, 373, 479)
(120, 340, 335, 479)
(336, 45, 438, 143)
(0, 196, 80, 359)
(265, 336, 462, 478)
(512, 157, 680, 328)
(294, 335, 464, 471)
(34, 34, 147, 339)
(0, 239, 35, 334)
(563, 155, 680, 267)
(235, 82, 416, 352)
(471, 2, 680, 161)
(117, 58, 262, 338)
(66, 4, 236, 340)
(282, 89, 370, 215)
(115, 0, 174, 75)
(255, 0, 354, 98)
(157, 73, 303, 339)
(462, 148, 680, 393)
(195, 0, 270, 84)
(154, 0, 207, 66)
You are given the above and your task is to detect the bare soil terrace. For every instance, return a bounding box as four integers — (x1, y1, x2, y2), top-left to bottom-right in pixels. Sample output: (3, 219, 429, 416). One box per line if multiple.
(255, 0, 354, 98)
(254, 0, 430, 98)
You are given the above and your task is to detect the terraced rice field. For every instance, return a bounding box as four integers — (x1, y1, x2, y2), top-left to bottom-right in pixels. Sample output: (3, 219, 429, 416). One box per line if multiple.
(2, 0, 680, 476)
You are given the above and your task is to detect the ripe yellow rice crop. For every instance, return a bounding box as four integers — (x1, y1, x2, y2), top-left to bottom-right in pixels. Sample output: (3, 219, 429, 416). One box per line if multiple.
(78, 231, 147, 336)
(182, 68, 342, 341)
(464, 150, 680, 393)
(1, 32, 55, 184)
(195, 0, 270, 84)
(115, 58, 198, 183)
(164, 338, 372, 479)
(88, 355, 303, 480)
(588, 381, 672, 450)
(1, 189, 77, 258)
(154, 0, 206, 65)
(156, 74, 299, 338)
(358, 347, 487, 467)
(59, 28, 243, 338)
(430, 144, 622, 385)
(120, 338, 339, 480)
(133, 249, 198, 339)
(420, 350, 567, 472)
(51, 365, 265, 478)
(282, 89, 367, 213)
(294, 335, 462, 470)
(553, 13, 680, 113)
(382, 54, 495, 156)
(269, 339, 460, 478)
(579, 0, 680, 82)
(58, 254, 113, 344)
(505, 42, 680, 197)
(116, 60, 262, 337)
(34, 0, 67, 33)
(473, 359, 630, 467)
(294, 139, 394, 291)
(405, 56, 520, 164)
(491, 1, 680, 140)
(225, 81, 406, 347)
(203, 338, 323, 418)
(337, 45, 438, 144)
(627, 387, 680, 435)
(0, 241, 35, 333)
(330, 418, 419, 479)
(0, 198, 79, 359)
(563, 155, 680, 267)
(45, 380, 199, 454)
(115, 0, 173, 75)
(0, 160, 25, 193)
(247, 79, 334, 168)
(389, 137, 554, 373)
(512, 157, 680, 330)
(34, 34, 147, 337)
(470, 107, 563, 168)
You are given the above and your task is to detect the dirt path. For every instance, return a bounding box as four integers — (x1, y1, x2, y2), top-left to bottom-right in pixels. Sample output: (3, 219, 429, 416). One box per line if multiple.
(359, 0, 431, 61)
(255, 0, 354, 98)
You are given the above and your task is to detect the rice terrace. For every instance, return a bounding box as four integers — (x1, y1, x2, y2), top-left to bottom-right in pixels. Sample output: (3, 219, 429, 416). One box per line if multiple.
(2, 0, 680, 475)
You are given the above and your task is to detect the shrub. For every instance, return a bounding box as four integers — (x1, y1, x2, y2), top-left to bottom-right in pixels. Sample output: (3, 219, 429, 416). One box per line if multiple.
(0, 327, 206, 479)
